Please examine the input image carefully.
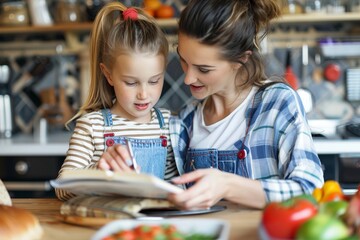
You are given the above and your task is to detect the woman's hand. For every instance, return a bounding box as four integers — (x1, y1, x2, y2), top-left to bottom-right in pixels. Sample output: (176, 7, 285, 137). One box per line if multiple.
(168, 168, 230, 210)
(97, 144, 135, 172)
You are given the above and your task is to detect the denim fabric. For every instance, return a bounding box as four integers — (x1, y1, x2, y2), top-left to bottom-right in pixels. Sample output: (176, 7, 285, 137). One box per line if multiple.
(102, 108, 167, 179)
(185, 148, 249, 176)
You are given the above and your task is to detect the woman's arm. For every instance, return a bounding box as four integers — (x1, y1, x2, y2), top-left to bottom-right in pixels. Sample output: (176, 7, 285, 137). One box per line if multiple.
(169, 168, 266, 209)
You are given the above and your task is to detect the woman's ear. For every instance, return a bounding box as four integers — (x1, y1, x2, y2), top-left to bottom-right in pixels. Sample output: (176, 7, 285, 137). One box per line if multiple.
(240, 50, 252, 63)
(232, 51, 253, 70)
(100, 63, 114, 86)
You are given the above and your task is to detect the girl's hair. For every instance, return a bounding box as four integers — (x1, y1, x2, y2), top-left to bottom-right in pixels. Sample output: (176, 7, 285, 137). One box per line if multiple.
(69, 2, 169, 124)
(179, 0, 281, 88)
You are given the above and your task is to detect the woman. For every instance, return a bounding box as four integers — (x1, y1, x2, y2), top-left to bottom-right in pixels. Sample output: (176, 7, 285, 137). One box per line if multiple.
(168, 0, 324, 209)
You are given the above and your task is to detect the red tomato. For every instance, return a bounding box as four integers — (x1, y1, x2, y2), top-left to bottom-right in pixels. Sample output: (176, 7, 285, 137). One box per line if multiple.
(262, 198, 318, 239)
(113, 230, 136, 240)
(101, 237, 116, 240)
(163, 224, 177, 235)
(149, 225, 164, 237)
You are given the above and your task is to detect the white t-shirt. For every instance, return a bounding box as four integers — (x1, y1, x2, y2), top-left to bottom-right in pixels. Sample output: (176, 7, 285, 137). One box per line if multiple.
(190, 87, 257, 150)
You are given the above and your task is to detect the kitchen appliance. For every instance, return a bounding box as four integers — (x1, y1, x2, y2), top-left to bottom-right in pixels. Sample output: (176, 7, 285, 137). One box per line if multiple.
(345, 68, 360, 103)
(320, 154, 360, 195)
(0, 156, 63, 198)
(0, 62, 12, 138)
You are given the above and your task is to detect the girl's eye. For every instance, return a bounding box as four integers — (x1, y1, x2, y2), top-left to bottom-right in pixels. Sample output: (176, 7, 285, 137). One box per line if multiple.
(125, 82, 137, 86)
(149, 78, 160, 85)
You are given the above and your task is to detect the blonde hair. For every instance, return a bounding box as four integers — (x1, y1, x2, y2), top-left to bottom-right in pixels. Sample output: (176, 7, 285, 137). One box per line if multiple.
(68, 2, 169, 126)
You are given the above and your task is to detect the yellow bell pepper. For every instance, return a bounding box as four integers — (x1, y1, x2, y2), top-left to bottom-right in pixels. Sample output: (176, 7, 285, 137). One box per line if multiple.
(312, 180, 344, 203)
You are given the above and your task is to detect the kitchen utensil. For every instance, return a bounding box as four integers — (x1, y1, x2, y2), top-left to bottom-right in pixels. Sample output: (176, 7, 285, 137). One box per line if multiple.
(312, 52, 323, 84)
(284, 48, 299, 90)
(27, 0, 53, 26)
(0, 63, 12, 138)
(1, 95, 12, 138)
(296, 44, 313, 113)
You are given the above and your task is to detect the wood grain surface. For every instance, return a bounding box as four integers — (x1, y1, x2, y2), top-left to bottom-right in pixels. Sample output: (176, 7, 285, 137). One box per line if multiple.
(13, 198, 262, 240)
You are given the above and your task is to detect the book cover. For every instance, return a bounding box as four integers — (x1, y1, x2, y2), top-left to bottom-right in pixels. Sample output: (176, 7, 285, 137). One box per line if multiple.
(50, 169, 183, 199)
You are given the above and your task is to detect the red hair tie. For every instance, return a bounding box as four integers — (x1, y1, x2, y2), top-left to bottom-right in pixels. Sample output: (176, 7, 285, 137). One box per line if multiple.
(123, 8, 138, 21)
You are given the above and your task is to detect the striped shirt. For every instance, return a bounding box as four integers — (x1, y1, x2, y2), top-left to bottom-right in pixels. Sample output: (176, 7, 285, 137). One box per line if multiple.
(169, 83, 324, 203)
(55, 108, 179, 201)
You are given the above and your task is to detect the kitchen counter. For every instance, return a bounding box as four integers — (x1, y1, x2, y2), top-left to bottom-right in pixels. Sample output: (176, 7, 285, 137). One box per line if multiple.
(0, 131, 71, 156)
(1, 131, 360, 156)
(12, 198, 262, 240)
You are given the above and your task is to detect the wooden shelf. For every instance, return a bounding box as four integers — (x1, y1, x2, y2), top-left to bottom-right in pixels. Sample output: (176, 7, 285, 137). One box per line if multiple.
(0, 13, 359, 34)
(0, 19, 179, 34)
(0, 22, 92, 34)
(274, 12, 360, 24)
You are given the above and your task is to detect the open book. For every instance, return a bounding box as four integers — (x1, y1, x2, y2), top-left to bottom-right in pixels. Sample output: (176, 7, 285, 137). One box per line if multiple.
(50, 169, 184, 199)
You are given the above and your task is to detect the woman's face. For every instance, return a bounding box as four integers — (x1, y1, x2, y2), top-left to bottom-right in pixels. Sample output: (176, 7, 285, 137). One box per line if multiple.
(101, 52, 165, 123)
(177, 33, 240, 100)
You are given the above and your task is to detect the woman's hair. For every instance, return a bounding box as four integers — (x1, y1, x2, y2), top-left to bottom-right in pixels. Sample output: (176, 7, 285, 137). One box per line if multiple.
(69, 2, 169, 124)
(179, 0, 281, 88)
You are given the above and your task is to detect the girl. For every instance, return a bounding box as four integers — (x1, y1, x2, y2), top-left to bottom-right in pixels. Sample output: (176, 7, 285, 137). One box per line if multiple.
(167, 0, 324, 209)
(55, 2, 181, 201)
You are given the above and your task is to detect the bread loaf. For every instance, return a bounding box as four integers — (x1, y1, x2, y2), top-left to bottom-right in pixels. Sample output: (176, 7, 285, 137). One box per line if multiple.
(0, 179, 12, 206)
(0, 204, 43, 240)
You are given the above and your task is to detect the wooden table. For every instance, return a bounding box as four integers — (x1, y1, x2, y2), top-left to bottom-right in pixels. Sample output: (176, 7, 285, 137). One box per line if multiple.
(13, 198, 262, 240)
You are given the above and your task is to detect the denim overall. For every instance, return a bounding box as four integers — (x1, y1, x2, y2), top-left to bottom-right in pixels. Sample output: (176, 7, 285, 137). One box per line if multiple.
(184, 140, 250, 177)
(184, 119, 251, 188)
(102, 108, 168, 179)
(183, 82, 280, 186)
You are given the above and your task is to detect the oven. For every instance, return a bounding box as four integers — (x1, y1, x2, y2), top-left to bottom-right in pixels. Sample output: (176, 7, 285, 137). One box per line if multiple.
(0, 156, 63, 197)
(320, 154, 360, 195)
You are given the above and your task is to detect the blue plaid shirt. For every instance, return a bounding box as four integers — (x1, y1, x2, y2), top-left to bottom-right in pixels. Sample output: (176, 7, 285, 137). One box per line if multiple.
(169, 83, 324, 203)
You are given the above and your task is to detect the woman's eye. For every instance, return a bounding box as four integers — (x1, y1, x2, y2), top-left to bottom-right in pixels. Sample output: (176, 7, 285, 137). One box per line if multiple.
(199, 68, 210, 73)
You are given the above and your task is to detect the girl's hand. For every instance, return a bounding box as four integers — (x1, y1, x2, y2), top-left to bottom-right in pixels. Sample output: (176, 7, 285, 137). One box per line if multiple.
(97, 144, 135, 172)
(168, 169, 229, 210)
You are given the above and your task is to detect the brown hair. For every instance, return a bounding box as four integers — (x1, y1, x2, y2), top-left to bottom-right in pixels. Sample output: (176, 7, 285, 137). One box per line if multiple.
(179, 0, 281, 88)
(68, 2, 169, 125)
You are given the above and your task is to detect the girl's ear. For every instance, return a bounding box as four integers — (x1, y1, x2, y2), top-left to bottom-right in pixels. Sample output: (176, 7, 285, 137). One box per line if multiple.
(233, 50, 253, 69)
(100, 63, 114, 86)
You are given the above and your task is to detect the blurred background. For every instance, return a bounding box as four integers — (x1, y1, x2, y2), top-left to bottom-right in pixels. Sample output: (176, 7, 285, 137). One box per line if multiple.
(0, 0, 359, 197)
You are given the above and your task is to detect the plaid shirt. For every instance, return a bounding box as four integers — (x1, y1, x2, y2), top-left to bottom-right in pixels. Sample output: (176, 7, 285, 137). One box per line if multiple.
(169, 83, 324, 203)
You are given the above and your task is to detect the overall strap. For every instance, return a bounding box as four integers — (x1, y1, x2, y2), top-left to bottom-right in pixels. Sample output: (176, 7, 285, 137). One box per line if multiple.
(154, 107, 165, 129)
(101, 109, 113, 127)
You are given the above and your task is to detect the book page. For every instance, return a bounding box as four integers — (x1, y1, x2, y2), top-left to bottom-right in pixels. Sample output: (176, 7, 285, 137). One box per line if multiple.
(51, 169, 183, 199)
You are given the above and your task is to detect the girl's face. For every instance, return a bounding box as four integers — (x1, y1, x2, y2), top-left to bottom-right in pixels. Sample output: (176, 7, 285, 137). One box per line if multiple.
(102, 52, 165, 123)
(177, 33, 241, 100)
